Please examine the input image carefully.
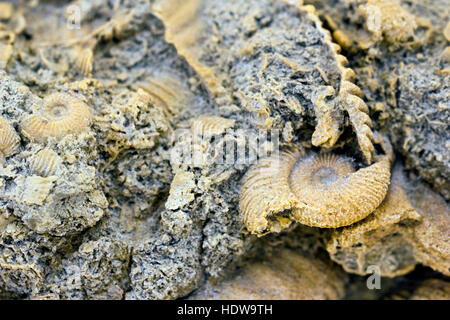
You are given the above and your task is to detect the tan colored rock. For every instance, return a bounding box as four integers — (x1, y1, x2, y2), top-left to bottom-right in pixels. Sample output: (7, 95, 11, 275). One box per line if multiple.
(440, 46, 450, 63)
(359, 0, 418, 44)
(166, 171, 196, 211)
(0, 2, 13, 20)
(410, 279, 450, 300)
(190, 248, 347, 300)
(326, 164, 421, 277)
(0, 42, 13, 69)
(21, 176, 57, 206)
(190, 116, 235, 137)
(405, 179, 450, 276)
(444, 21, 450, 42)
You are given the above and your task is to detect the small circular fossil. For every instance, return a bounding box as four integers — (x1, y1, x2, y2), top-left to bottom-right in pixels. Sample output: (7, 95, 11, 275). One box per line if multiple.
(21, 93, 92, 142)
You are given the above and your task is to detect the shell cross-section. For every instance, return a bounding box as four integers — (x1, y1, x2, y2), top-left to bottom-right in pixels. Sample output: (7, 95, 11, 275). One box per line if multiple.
(240, 150, 391, 235)
(21, 93, 93, 142)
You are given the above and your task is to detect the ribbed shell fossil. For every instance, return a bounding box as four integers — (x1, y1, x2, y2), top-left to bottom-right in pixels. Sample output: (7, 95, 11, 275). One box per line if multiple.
(137, 74, 191, 116)
(28, 148, 62, 177)
(74, 47, 94, 76)
(190, 116, 235, 137)
(240, 148, 391, 235)
(21, 93, 93, 142)
(0, 117, 20, 164)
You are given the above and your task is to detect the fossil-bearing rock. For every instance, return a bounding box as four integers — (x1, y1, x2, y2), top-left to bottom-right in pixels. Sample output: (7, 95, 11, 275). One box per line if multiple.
(0, 0, 448, 300)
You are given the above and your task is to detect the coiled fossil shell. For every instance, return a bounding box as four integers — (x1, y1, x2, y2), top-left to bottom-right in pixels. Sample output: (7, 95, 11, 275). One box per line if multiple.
(240, 148, 391, 235)
(21, 93, 93, 142)
(0, 116, 20, 164)
(28, 148, 62, 177)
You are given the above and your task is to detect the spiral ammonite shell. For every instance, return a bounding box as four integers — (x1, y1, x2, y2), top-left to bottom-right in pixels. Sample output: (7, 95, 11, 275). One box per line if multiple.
(240, 149, 391, 234)
(21, 93, 93, 142)
(0, 116, 20, 163)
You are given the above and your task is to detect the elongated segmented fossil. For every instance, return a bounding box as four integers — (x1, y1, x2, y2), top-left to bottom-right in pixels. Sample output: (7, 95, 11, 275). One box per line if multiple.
(240, 147, 391, 235)
(21, 93, 93, 142)
(301, 5, 376, 164)
(0, 117, 20, 164)
(155, 0, 377, 164)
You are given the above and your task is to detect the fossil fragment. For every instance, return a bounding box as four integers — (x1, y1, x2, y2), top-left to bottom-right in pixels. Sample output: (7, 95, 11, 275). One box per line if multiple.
(240, 146, 391, 235)
(152, 0, 225, 102)
(190, 248, 347, 300)
(190, 116, 235, 138)
(0, 2, 13, 20)
(409, 279, 450, 300)
(21, 175, 57, 206)
(302, 6, 377, 164)
(307, 0, 432, 51)
(441, 47, 450, 63)
(21, 93, 93, 142)
(326, 164, 421, 277)
(73, 47, 94, 76)
(444, 21, 450, 42)
(0, 117, 20, 164)
(0, 43, 13, 69)
(28, 148, 62, 177)
(136, 73, 192, 117)
(405, 177, 450, 276)
(359, 0, 418, 44)
(165, 171, 196, 211)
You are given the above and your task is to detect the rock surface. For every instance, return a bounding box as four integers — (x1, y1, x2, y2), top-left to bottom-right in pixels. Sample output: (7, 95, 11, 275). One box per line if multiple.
(0, 0, 448, 300)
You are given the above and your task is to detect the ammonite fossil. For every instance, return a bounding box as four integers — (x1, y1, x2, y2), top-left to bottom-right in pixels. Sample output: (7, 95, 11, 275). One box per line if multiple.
(240, 146, 391, 235)
(21, 93, 92, 142)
